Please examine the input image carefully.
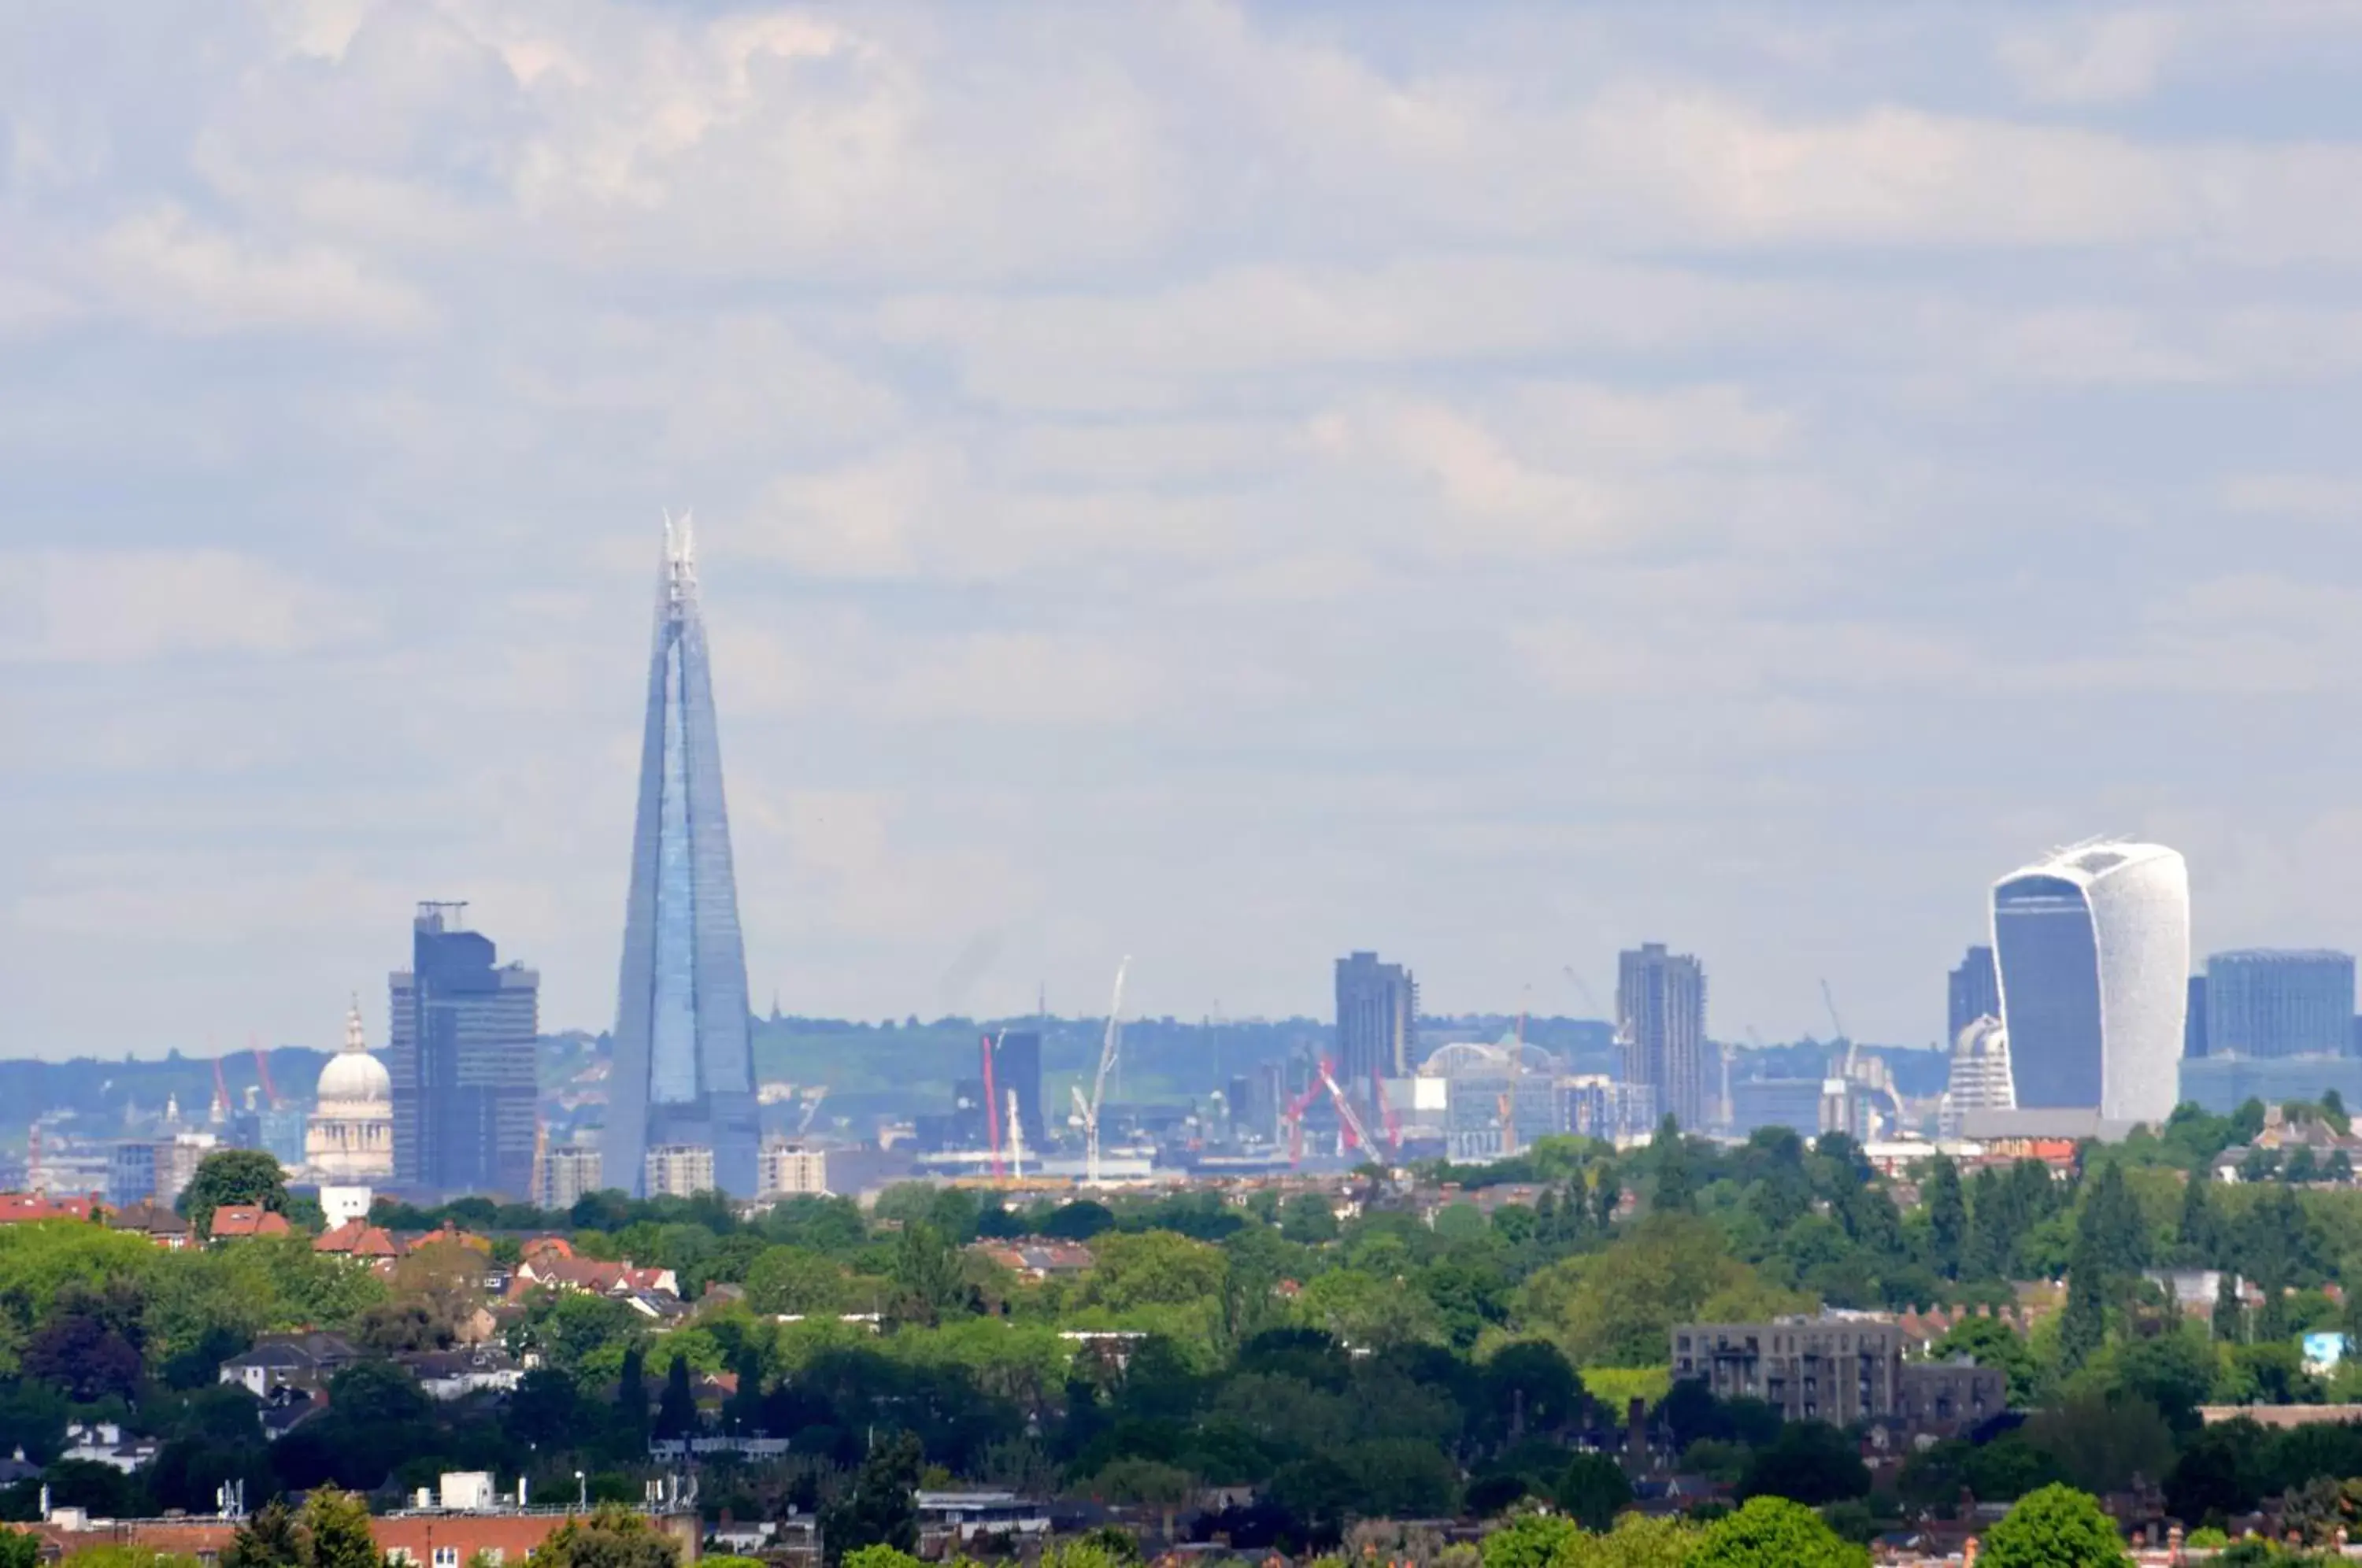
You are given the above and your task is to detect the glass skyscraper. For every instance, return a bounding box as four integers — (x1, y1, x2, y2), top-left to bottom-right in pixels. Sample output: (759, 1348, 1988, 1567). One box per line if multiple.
(608, 519, 759, 1197)
(389, 903, 539, 1200)
(2205, 949, 2356, 1060)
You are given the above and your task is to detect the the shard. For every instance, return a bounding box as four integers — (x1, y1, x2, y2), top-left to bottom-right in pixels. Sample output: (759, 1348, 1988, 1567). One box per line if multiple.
(608, 516, 759, 1196)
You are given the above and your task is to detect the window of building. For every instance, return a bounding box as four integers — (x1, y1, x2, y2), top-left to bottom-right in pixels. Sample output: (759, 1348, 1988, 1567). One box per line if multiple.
(433, 1548, 460, 1567)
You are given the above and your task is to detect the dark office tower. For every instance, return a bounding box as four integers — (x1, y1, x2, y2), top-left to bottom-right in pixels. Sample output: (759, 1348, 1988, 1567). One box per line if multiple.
(608, 519, 761, 1197)
(389, 904, 538, 1200)
(1618, 943, 1707, 1129)
(992, 1030, 1045, 1150)
(1335, 952, 1417, 1115)
(2186, 976, 2208, 1059)
(1948, 945, 2001, 1041)
(2206, 950, 2357, 1060)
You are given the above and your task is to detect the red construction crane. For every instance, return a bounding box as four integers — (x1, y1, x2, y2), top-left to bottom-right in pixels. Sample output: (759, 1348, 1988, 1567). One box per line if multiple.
(1279, 1077, 1327, 1167)
(253, 1045, 283, 1111)
(1315, 1058, 1378, 1156)
(210, 1057, 231, 1125)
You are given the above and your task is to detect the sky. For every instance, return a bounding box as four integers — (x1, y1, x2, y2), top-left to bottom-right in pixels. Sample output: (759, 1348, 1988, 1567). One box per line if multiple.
(12, 2, 2362, 1059)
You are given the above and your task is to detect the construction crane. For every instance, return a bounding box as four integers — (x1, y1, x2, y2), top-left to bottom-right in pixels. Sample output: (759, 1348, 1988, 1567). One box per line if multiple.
(1820, 978, 1853, 1069)
(795, 1085, 829, 1136)
(252, 1042, 283, 1110)
(1076, 956, 1131, 1185)
(1561, 965, 1604, 1016)
(1314, 1058, 1377, 1156)
(1005, 1089, 1026, 1180)
(980, 1034, 1004, 1179)
(1278, 1076, 1327, 1167)
(1370, 1074, 1404, 1152)
(209, 1057, 231, 1126)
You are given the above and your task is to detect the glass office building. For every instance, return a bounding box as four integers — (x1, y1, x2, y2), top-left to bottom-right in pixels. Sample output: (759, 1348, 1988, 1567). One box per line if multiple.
(2205, 949, 2356, 1060)
(1991, 840, 2188, 1125)
(390, 904, 539, 1200)
(608, 520, 760, 1197)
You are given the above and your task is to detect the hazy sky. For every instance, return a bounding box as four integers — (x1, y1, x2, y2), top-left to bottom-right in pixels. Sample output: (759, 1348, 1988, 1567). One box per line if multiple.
(11, 2, 2362, 1059)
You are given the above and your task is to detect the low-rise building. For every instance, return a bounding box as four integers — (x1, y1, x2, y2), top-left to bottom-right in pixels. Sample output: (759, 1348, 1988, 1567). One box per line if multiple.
(1672, 1311, 2005, 1434)
(209, 1205, 292, 1241)
(218, 1331, 360, 1400)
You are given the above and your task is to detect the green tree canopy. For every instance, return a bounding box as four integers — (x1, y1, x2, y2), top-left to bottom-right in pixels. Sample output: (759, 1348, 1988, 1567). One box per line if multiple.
(533, 1504, 681, 1568)
(177, 1151, 291, 1238)
(1977, 1484, 2130, 1568)
(1689, 1496, 1868, 1568)
(1557, 1452, 1635, 1532)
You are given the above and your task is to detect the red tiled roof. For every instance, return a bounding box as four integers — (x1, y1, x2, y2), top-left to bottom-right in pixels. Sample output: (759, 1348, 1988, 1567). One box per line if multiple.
(0, 1193, 106, 1223)
(314, 1219, 399, 1258)
(209, 1205, 293, 1239)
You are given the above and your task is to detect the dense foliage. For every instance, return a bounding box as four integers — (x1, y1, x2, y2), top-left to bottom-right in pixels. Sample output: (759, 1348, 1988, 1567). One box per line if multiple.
(6, 1104, 2362, 1550)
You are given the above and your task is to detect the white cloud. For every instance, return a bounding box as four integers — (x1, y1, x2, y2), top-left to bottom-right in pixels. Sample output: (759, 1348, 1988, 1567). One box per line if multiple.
(1996, 11, 2182, 105)
(0, 550, 372, 665)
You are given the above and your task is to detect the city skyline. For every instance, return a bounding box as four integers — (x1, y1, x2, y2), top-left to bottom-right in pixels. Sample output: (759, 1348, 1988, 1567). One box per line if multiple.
(21, 6, 2362, 1057)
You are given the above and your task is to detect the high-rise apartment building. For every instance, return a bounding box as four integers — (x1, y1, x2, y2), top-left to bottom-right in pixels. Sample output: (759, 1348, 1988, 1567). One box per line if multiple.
(1619, 943, 1708, 1129)
(536, 1145, 602, 1211)
(759, 1140, 829, 1197)
(2205, 950, 2356, 1060)
(1335, 952, 1417, 1116)
(643, 1144, 716, 1197)
(608, 520, 761, 1197)
(1990, 840, 2188, 1125)
(390, 904, 539, 1200)
(2186, 976, 2209, 1059)
(1947, 945, 2000, 1042)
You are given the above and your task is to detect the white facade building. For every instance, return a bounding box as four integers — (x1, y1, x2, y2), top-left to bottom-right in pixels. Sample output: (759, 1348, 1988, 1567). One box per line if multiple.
(305, 1001, 394, 1182)
(1990, 840, 2189, 1126)
(643, 1144, 715, 1197)
(759, 1140, 829, 1197)
(1938, 1016, 2016, 1137)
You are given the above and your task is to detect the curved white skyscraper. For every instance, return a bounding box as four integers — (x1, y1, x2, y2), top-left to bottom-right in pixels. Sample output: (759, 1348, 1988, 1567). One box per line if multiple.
(1990, 840, 2189, 1126)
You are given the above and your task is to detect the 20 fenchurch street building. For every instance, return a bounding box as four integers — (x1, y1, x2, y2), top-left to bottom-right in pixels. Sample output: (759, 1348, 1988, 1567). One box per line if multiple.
(606, 518, 761, 1197)
(1990, 839, 2190, 1126)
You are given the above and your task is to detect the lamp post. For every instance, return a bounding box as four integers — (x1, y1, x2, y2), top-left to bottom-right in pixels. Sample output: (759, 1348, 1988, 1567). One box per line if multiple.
(575, 1470, 587, 1511)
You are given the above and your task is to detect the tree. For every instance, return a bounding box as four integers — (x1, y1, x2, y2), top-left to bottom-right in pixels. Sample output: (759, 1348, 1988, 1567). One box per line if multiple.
(0, 1533, 37, 1568)
(820, 1431, 920, 1565)
(177, 1150, 290, 1238)
(1279, 1193, 1339, 1244)
(1560, 1514, 1701, 1568)
(24, 1278, 146, 1400)
(1977, 1484, 2129, 1568)
(1925, 1156, 1968, 1279)
(301, 1488, 382, 1568)
(2214, 1270, 2245, 1343)
(1557, 1452, 1635, 1532)
(535, 1504, 680, 1568)
(1477, 1512, 1579, 1568)
(2176, 1174, 2214, 1260)
(1689, 1496, 1868, 1568)
(1080, 1232, 1227, 1311)
(1930, 1315, 2040, 1407)
(654, 1354, 698, 1440)
(1650, 1118, 1697, 1214)
(1736, 1421, 1871, 1507)
(2022, 1393, 2175, 1498)
(2057, 1238, 2108, 1374)
(2077, 1163, 2149, 1277)
(221, 1502, 302, 1568)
